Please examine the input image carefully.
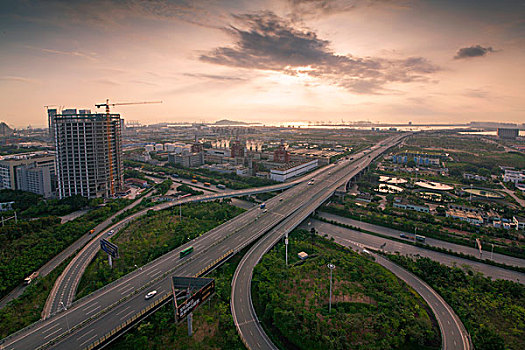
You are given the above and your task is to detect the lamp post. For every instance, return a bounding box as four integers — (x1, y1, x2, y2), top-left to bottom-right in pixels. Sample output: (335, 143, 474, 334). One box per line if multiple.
(327, 263, 335, 313)
(491, 244, 494, 260)
(59, 302, 70, 332)
(285, 233, 289, 266)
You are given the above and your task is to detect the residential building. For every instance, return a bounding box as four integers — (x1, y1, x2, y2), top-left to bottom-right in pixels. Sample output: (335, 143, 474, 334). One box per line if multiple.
(270, 159, 318, 182)
(16, 164, 53, 198)
(497, 128, 519, 140)
(230, 140, 245, 158)
(513, 216, 525, 230)
(273, 141, 290, 163)
(47, 108, 57, 139)
(0, 152, 55, 197)
(503, 168, 525, 184)
(168, 152, 204, 167)
(53, 111, 123, 198)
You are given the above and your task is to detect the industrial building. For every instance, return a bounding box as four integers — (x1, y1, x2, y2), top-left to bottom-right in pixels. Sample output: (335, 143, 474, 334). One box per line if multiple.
(270, 159, 318, 182)
(0, 152, 56, 197)
(53, 109, 123, 198)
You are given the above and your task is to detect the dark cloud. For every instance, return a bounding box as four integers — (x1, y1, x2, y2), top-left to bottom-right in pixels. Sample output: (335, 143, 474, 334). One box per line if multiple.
(454, 45, 495, 59)
(200, 12, 439, 93)
(287, 0, 412, 20)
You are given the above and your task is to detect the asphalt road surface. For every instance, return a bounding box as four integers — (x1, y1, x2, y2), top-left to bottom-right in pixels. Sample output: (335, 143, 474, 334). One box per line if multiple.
(307, 219, 525, 283)
(318, 212, 525, 268)
(0, 135, 402, 349)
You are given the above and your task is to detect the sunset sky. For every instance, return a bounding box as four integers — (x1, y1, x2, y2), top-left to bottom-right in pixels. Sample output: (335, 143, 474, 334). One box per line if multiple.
(0, 0, 524, 128)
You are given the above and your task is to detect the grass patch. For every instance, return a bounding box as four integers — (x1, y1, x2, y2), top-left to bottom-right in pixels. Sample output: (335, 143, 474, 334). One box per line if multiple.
(252, 229, 440, 350)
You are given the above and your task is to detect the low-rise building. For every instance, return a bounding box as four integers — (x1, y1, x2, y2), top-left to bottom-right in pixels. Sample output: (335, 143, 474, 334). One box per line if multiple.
(393, 199, 430, 213)
(270, 159, 318, 182)
(513, 216, 525, 230)
(446, 207, 484, 225)
(503, 168, 525, 184)
(125, 178, 148, 188)
(463, 173, 487, 182)
(168, 152, 204, 168)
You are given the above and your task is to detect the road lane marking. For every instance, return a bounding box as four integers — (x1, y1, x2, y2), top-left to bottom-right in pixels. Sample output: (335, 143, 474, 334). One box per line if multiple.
(41, 323, 61, 334)
(82, 302, 100, 312)
(120, 310, 136, 320)
(79, 334, 98, 347)
(85, 305, 101, 315)
(76, 328, 95, 340)
(43, 327, 62, 339)
(116, 306, 131, 316)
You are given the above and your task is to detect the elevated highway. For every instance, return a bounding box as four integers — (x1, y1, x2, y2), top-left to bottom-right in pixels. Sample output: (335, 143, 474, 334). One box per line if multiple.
(229, 137, 470, 350)
(1, 135, 402, 350)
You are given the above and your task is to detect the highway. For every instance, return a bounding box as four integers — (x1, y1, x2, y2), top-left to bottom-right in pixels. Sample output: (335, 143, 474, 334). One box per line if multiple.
(0, 135, 401, 349)
(307, 219, 525, 283)
(0, 138, 355, 349)
(42, 171, 322, 318)
(0, 191, 152, 311)
(230, 218, 476, 350)
(229, 138, 456, 350)
(317, 212, 525, 268)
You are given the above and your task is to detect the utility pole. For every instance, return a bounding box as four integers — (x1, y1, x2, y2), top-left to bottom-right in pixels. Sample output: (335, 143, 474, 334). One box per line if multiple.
(285, 233, 288, 266)
(327, 263, 335, 313)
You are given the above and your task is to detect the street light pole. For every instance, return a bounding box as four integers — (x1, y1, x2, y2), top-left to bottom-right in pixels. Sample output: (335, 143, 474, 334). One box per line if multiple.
(327, 263, 335, 313)
(285, 233, 288, 266)
(59, 302, 70, 332)
(491, 244, 494, 260)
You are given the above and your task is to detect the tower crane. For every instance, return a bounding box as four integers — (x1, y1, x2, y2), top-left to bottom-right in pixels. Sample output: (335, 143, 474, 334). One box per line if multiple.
(95, 99, 162, 196)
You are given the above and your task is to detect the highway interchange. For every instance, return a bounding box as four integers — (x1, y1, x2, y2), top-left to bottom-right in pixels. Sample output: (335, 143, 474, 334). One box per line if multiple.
(230, 138, 472, 350)
(1, 133, 518, 350)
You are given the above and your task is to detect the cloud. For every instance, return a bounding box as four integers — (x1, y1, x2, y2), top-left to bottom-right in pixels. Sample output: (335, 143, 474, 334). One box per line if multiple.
(200, 12, 439, 93)
(454, 45, 495, 59)
(0, 76, 40, 84)
(183, 73, 247, 81)
(286, 0, 413, 20)
(26, 45, 98, 61)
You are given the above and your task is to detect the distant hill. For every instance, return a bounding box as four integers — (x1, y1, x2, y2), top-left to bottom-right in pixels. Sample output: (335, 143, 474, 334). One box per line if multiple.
(213, 119, 250, 125)
(0, 122, 13, 137)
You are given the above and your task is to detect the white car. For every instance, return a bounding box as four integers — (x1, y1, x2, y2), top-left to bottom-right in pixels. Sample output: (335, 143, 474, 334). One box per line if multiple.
(108, 230, 114, 236)
(145, 290, 157, 300)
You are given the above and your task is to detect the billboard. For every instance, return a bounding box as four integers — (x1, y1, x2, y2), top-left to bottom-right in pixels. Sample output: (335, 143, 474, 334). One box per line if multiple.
(172, 276, 215, 323)
(100, 239, 119, 259)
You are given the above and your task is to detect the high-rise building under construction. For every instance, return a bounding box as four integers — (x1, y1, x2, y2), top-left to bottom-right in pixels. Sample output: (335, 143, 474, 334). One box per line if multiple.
(52, 109, 123, 198)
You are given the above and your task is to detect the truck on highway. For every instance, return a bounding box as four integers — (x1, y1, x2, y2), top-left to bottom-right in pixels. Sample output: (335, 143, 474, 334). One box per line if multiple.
(24, 272, 39, 285)
(415, 235, 426, 243)
(260, 203, 266, 209)
(217, 184, 226, 189)
(203, 182, 211, 187)
(89, 229, 95, 235)
(191, 179, 198, 184)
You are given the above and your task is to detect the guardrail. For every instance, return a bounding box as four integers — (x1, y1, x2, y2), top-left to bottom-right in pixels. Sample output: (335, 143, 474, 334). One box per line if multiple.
(80, 249, 237, 350)
(83, 292, 172, 350)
